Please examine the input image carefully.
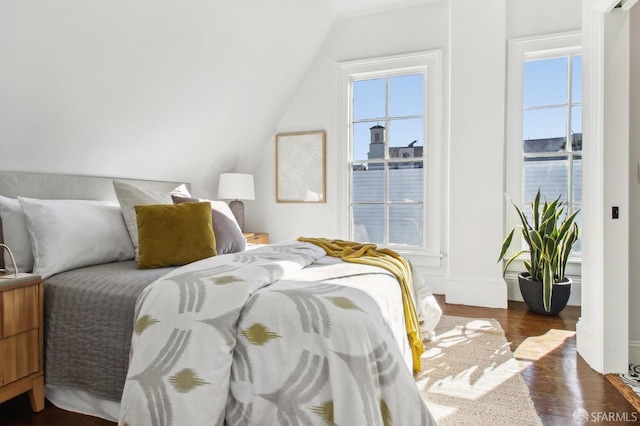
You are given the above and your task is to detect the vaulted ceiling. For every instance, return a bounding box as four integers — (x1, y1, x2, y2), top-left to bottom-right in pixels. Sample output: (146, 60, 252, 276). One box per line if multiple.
(0, 0, 441, 195)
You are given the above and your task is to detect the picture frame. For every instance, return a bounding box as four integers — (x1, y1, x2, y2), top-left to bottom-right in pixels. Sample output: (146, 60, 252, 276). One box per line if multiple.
(276, 130, 326, 203)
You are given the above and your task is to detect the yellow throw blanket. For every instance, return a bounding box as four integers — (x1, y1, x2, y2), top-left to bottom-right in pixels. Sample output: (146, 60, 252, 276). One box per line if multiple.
(298, 237, 424, 373)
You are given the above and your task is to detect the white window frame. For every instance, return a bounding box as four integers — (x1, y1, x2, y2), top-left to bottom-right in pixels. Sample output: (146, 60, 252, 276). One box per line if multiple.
(505, 31, 582, 270)
(337, 51, 442, 264)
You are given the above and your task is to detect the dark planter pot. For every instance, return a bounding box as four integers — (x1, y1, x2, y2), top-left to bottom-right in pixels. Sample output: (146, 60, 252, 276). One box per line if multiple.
(518, 273, 572, 316)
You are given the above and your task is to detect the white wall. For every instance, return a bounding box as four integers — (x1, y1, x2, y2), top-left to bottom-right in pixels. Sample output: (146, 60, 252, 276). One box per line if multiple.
(629, 5, 640, 365)
(577, 1, 632, 374)
(249, 1, 449, 238)
(507, 0, 583, 38)
(250, 0, 450, 294)
(0, 0, 334, 197)
(445, 0, 506, 308)
(251, 0, 582, 307)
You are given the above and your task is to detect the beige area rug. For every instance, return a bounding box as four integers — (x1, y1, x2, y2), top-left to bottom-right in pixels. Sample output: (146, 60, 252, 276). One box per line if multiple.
(416, 315, 542, 426)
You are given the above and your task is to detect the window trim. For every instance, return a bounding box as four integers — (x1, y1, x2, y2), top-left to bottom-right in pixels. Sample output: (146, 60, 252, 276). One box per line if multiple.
(505, 31, 582, 267)
(337, 51, 442, 259)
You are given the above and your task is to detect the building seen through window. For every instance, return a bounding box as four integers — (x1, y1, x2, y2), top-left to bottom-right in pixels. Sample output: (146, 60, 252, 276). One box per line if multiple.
(350, 72, 425, 248)
(520, 53, 582, 252)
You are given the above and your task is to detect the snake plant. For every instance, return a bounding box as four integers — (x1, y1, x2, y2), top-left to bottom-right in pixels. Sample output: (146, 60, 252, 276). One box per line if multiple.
(498, 189, 580, 313)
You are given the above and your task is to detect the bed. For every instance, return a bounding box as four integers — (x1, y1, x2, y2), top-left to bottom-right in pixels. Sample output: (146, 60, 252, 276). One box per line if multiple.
(0, 171, 442, 425)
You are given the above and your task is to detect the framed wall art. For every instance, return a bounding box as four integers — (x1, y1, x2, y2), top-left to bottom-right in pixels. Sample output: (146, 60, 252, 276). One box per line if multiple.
(276, 130, 326, 203)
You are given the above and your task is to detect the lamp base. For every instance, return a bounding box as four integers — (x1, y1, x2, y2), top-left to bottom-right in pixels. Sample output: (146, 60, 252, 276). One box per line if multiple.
(229, 200, 245, 232)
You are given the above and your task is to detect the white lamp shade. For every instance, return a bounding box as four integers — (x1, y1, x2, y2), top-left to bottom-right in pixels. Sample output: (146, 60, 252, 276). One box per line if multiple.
(218, 173, 255, 201)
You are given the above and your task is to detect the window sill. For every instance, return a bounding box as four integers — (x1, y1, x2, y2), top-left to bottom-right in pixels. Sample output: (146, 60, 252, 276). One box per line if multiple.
(393, 249, 443, 268)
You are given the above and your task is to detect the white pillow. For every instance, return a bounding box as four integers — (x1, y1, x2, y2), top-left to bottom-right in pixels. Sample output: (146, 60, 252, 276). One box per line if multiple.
(0, 195, 34, 273)
(113, 181, 191, 255)
(18, 197, 135, 279)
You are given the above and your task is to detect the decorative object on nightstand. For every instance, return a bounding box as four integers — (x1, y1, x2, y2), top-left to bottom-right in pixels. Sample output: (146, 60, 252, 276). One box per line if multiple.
(244, 232, 269, 244)
(0, 244, 19, 279)
(217, 173, 255, 232)
(0, 273, 45, 412)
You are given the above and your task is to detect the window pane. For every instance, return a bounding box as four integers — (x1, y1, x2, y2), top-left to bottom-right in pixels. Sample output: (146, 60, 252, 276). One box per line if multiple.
(352, 168, 384, 202)
(389, 204, 423, 247)
(353, 204, 384, 244)
(523, 57, 568, 107)
(573, 155, 582, 202)
(523, 157, 568, 202)
(571, 106, 582, 152)
(389, 74, 424, 117)
(353, 79, 385, 120)
(389, 164, 423, 202)
(572, 55, 582, 104)
(523, 107, 567, 152)
(388, 118, 424, 154)
(353, 122, 384, 161)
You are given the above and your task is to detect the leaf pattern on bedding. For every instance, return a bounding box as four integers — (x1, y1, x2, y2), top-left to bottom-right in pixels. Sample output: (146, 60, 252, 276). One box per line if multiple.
(127, 328, 191, 426)
(226, 399, 254, 426)
(166, 266, 237, 313)
(230, 336, 254, 382)
(310, 401, 335, 426)
(169, 368, 209, 393)
(328, 296, 363, 312)
(241, 323, 280, 346)
(120, 241, 437, 426)
(380, 399, 392, 426)
(135, 314, 159, 335)
(212, 275, 244, 285)
(199, 307, 243, 348)
(280, 289, 332, 336)
(268, 283, 346, 337)
(230, 251, 287, 266)
(333, 340, 401, 425)
(258, 350, 330, 425)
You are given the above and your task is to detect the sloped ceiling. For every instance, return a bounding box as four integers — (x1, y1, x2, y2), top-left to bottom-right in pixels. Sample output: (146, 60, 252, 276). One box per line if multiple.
(0, 0, 439, 195)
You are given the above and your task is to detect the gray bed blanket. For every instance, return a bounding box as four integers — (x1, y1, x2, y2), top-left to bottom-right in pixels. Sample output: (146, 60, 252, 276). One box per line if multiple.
(44, 261, 176, 401)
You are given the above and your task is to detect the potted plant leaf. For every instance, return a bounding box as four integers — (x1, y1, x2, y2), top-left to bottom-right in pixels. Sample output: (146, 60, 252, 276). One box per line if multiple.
(498, 189, 580, 315)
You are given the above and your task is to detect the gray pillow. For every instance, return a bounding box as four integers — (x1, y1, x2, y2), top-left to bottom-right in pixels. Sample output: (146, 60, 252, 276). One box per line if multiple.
(172, 195, 246, 255)
(113, 180, 190, 256)
(0, 195, 34, 273)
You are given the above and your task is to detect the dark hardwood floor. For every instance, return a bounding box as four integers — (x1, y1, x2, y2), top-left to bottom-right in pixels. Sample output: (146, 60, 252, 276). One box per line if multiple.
(439, 296, 638, 425)
(0, 296, 637, 425)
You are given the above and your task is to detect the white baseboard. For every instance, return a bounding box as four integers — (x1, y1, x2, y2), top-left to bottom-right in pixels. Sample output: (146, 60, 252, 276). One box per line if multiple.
(630, 340, 640, 366)
(505, 272, 582, 306)
(576, 318, 603, 373)
(417, 270, 581, 308)
(445, 275, 508, 308)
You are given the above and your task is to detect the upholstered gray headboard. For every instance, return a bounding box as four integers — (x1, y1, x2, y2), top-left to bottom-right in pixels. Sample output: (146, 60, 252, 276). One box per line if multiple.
(0, 171, 188, 202)
(0, 171, 189, 267)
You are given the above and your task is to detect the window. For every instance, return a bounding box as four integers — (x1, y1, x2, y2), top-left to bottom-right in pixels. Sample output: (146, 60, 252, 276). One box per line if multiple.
(507, 32, 582, 255)
(338, 51, 441, 257)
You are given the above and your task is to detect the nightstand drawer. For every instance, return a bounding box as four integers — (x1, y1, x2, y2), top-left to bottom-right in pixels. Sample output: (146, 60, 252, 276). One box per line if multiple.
(0, 274, 44, 412)
(1, 285, 39, 338)
(1, 329, 39, 385)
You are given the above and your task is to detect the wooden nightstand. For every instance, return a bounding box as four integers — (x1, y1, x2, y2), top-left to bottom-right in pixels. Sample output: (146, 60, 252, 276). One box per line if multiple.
(243, 232, 269, 244)
(0, 273, 44, 412)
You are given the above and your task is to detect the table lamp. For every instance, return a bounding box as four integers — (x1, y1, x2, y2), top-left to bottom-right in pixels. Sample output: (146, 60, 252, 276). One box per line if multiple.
(217, 173, 255, 232)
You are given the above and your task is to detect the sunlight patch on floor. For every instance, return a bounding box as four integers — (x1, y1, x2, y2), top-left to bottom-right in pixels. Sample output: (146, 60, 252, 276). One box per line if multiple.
(418, 318, 521, 401)
(513, 329, 575, 371)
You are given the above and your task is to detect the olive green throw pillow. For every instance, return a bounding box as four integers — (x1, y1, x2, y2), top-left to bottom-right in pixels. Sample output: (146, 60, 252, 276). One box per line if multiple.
(135, 202, 217, 269)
